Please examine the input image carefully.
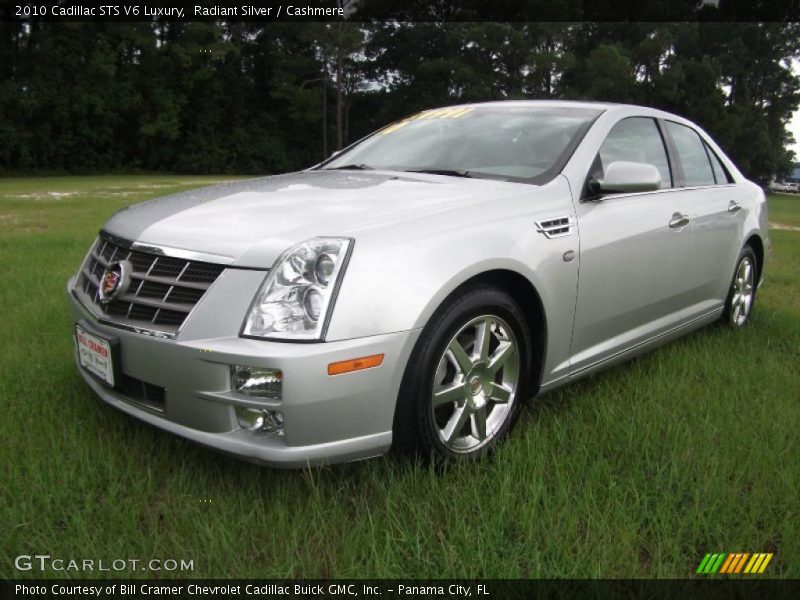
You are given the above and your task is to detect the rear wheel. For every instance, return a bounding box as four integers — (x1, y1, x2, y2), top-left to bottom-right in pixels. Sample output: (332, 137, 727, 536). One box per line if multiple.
(393, 285, 532, 462)
(723, 246, 757, 328)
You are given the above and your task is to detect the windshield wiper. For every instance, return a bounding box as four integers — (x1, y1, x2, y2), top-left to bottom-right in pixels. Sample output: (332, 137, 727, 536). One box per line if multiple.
(325, 163, 374, 171)
(402, 168, 472, 178)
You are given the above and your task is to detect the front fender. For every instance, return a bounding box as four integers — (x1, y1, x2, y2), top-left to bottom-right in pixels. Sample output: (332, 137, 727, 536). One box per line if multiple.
(326, 180, 579, 383)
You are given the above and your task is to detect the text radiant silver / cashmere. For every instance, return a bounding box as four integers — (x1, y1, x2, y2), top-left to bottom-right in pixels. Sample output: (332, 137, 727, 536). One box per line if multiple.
(67, 100, 768, 467)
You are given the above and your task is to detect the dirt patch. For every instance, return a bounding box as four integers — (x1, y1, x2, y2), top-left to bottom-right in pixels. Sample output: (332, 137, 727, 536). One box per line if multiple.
(769, 222, 800, 232)
(129, 181, 233, 189)
(8, 191, 77, 200)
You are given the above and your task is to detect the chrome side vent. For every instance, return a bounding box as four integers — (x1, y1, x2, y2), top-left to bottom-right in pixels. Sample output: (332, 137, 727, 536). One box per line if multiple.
(535, 215, 575, 239)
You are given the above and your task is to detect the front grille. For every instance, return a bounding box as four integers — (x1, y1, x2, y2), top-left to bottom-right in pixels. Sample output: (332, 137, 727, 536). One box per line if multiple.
(120, 374, 166, 412)
(75, 235, 226, 335)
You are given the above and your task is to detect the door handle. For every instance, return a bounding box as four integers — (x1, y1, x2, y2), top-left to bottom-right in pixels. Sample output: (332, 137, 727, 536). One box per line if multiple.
(728, 201, 742, 213)
(669, 213, 690, 228)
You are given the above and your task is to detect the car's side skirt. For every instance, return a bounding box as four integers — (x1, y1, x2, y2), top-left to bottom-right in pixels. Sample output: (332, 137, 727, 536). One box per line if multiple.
(536, 307, 723, 395)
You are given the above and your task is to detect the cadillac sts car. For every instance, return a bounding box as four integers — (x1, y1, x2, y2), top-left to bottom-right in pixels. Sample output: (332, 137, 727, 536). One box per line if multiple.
(67, 101, 768, 466)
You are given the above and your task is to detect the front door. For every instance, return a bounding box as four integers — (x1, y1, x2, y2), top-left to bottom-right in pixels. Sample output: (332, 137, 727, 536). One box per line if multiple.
(570, 117, 694, 374)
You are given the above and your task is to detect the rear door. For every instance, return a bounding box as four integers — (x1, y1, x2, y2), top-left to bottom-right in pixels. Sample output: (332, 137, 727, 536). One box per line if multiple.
(570, 117, 694, 374)
(662, 121, 747, 319)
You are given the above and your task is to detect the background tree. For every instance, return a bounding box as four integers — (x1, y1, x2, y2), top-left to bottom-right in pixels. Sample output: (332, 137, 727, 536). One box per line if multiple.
(0, 21, 797, 180)
(318, 23, 367, 151)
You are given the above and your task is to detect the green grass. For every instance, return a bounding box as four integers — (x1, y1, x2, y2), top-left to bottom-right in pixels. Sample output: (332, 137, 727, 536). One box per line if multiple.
(767, 192, 800, 228)
(1, 177, 798, 579)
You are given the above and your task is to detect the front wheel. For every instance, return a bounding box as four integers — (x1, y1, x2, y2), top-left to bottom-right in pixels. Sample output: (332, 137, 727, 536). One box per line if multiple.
(393, 286, 532, 462)
(723, 246, 758, 328)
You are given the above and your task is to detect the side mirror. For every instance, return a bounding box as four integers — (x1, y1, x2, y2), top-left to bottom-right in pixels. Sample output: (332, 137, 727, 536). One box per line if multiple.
(593, 161, 661, 195)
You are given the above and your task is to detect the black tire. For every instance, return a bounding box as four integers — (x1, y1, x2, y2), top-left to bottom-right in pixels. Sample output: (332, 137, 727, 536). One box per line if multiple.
(393, 285, 533, 463)
(721, 245, 758, 328)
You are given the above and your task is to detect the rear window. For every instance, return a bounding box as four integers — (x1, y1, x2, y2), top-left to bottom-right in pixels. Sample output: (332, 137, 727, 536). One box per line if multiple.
(665, 122, 716, 187)
(705, 143, 732, 184)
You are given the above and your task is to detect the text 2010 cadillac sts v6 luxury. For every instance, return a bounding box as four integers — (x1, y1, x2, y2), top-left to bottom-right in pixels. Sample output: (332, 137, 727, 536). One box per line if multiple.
(67, 101, 768, 466)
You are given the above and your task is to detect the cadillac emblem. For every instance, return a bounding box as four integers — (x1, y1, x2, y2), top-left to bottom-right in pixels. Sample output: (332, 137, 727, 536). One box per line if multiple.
(99, 260, 131, 304)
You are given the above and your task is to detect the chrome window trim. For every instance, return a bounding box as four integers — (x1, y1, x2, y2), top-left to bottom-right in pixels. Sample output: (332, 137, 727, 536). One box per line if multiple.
(677, 183, 738, 191)
(580, 182, 739, 203)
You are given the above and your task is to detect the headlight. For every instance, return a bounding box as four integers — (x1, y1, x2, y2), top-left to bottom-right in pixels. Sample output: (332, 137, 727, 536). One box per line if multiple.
(241, 237, 352, 340)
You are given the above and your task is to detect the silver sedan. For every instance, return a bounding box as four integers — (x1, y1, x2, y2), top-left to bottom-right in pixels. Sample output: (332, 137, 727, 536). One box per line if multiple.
(67, 101, 768, 466)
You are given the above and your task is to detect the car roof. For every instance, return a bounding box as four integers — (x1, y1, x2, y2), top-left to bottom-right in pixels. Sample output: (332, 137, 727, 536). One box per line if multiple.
(439, 99, 682, 121)
(457, 99, 620, 110)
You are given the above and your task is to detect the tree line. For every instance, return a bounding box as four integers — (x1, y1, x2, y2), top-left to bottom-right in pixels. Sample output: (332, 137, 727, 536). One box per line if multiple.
(0, 21, 798, 180)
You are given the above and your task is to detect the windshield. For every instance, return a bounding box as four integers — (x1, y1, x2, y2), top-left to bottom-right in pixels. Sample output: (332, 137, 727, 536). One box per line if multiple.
(321, 105, 602, 183)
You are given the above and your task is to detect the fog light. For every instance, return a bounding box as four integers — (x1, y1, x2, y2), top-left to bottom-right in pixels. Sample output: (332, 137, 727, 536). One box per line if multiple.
(236, 407, 284, 434)
(231, 366, 282, 398)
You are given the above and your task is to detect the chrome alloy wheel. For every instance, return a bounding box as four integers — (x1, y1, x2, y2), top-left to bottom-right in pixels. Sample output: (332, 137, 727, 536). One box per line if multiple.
(731, 256, 755, 326)
(430, 315, 520, 453)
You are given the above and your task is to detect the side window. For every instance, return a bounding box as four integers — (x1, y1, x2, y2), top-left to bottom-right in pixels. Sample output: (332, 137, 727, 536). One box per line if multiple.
(705, 143, 732, 184)
(594, 117, 672, 188)
(665, 122, 715, 186)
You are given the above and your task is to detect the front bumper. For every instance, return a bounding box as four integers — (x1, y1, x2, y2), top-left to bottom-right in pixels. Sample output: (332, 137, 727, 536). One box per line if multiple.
(67, 276, 420, 468)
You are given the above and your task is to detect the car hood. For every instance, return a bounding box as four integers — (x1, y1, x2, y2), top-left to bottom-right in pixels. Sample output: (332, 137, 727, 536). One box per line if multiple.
(104, 170, 540, 268)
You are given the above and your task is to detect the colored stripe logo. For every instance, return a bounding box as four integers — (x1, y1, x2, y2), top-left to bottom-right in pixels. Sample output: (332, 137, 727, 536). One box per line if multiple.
(696, 552, 773, 574)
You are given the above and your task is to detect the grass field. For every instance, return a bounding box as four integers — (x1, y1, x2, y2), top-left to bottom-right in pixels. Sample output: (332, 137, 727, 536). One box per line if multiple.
(1, 177, 798, 579)
(768, 192, 800, 228)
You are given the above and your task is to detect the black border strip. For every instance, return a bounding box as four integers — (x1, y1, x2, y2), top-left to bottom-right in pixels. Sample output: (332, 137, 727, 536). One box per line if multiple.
(3, 578, 800, 599)
(2, 0, 799, 22)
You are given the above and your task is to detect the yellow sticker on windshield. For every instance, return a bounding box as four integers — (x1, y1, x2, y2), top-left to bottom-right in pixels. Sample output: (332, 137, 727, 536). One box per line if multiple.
(379, 120, 411, 135)
(379, 107, 474, 134)
(413, 107, 474, 120)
